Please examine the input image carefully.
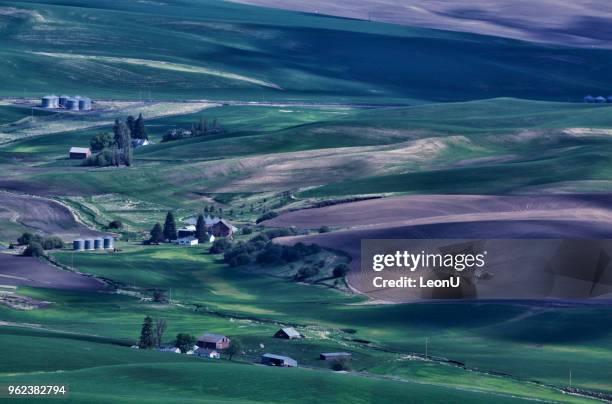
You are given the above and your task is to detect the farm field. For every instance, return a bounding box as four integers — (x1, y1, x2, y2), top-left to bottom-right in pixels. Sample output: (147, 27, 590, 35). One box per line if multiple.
(2, 1, 612, 103)
(1, 0, 612, 402)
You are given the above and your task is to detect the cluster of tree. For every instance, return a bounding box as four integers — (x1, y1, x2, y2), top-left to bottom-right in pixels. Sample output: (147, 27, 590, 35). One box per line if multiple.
(221, 231, 321, 267)
(161, 117, 224, 142)
(148, 211, 177, 243)
(17, 232, 64, 257)
(86, 114, 147, 167)
(138, 316, 168, 349)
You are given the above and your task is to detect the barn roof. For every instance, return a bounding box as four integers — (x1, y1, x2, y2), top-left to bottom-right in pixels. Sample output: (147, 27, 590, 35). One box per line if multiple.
(69, 147, 90, 154)
(279, 327, 301, 338)
(262, 353, 295, 361)
(198, 333, 228, 343)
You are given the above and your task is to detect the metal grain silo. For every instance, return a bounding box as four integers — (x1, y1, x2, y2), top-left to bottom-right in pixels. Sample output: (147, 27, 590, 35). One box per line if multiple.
(65, 98, 79, 111)
(94, 237, 103, 249)
(73, 239, 84, 251)
(103, 236, 114, 249)
(42, 95, 58, 108)
(78, 97, 92, 111)
(84, 239, 94, 250)
(59, 95, 69, 107)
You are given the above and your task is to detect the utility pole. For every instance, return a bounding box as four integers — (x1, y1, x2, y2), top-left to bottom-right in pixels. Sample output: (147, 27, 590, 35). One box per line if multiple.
(569, 370, 572, 388)
(425, 337, 428, 360)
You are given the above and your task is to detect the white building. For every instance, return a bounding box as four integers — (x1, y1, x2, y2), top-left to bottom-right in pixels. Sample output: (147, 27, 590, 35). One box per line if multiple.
(176, 237, 198, 246)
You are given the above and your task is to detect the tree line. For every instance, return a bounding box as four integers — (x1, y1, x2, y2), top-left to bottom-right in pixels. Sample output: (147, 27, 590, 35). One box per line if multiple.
(162, 116, 224, 142)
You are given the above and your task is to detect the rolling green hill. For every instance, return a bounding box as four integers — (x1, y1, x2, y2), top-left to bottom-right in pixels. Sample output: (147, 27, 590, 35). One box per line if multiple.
(2, 1, 612, 102)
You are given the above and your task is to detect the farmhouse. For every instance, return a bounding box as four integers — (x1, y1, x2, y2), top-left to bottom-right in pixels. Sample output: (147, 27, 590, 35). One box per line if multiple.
(197, 333, 231, 350)
(177, 225, 196, 239)
(195, 348, 220, 359)
(320, 352, 352, 361)
(274, 327, 302, 340)
(176, 237, 198, 246)
(261, 353, 297, 367)
(69, 147, 91, 159)
(211, 219, 237, 238)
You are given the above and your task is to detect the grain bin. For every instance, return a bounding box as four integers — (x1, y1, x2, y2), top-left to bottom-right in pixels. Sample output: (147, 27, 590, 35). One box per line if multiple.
(78, 97, 92, 111)
(41, 95, 59, 108)
(73, 239, 84, 251)
(94, 238, 103, 250)
(66, 98, 80, 111)
(103, 236, 114, 250)
(59, 95, 69, 107)
(84, 239, 94, 250)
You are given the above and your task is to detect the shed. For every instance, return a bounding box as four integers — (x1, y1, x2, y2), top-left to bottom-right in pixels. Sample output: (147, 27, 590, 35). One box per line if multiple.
(69, 147, 91, 159)
(261, 353, 297, 367)
(320, 352, 352, 361)
(274, 327, 302, 340)
(197, 333, 231, 350)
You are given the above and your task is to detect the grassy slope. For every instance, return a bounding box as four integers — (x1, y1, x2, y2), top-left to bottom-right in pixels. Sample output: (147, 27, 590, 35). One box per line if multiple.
(0, 328, 574, 404)
(18, 244, 606, 393)
(1, 1, 612, 102)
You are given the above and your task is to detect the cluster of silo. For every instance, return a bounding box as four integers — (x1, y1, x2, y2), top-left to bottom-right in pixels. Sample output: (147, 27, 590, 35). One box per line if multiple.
(73, 236, 114, 251)
(42, 94, 92, 111)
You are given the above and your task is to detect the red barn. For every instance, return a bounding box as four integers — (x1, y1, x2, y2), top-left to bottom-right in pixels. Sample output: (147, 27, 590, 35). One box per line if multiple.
(197, 333, 231, 350)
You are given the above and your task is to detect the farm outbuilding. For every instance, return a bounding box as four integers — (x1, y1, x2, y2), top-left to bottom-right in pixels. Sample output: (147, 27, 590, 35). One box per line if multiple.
(197, 333, 231, 350)
(78, 97, 92, 111)
(84, 239, 94, 250)
(211, 219, 237, 238)
(41, 95, 59, 108)
(65, 98, 79, 111)
(58, 95, 69, 107)
(94, 238, 103, 250)
(69, 147, 91, 159)
(320, 352, 352, 361)
(103, 236, 114, 249)
(595, 96, 607, 103)
(73, 239, 84, 251)
(274, 327, 302, 339)
(261, 353, 297, 367)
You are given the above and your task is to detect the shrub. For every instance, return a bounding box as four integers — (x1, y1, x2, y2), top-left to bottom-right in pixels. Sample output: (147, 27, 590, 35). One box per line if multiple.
(210, 238, 232, 254)
(318, 226, 331, 233)
(108, 220, 123, 229)
(255, 211, 278, 223)
(331, 359, 351, 371)
(41, 236, 63, 250)
(17, 232, 42, 246)
(241, 226, 253, 235)
(23, 242, 44, 257)
(153, 290, 169, 304)
(175, 333, 196, 354)
(333, 264, 349, 278)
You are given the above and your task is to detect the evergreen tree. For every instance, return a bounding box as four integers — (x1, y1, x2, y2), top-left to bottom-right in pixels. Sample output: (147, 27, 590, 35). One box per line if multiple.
(150, 223, 164, 243)
(133, 113, 148, 140)
(126, 115, 136, 136)
(163, 211, 177, 241)
(195, 214, 207, 243)
(138, 316, 155, 349)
